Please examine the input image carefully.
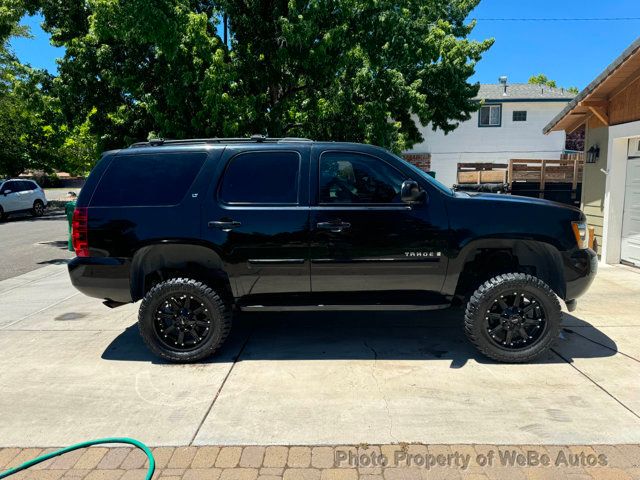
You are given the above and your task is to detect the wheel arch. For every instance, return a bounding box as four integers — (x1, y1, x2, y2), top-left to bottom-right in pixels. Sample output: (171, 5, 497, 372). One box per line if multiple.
(444, 239, 566, 300)
(130, 243, 232, 303)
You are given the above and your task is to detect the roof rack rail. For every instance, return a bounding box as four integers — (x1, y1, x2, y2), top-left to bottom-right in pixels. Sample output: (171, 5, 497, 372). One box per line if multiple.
(128, 136, 313, 148)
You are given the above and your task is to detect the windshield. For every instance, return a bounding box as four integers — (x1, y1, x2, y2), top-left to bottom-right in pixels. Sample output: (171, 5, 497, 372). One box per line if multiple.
(391, 153, 453, 195)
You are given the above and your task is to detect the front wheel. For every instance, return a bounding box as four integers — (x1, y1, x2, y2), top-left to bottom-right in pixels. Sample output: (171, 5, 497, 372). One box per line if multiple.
(464, 273, 561, 363)
(138, 278, 232, 362)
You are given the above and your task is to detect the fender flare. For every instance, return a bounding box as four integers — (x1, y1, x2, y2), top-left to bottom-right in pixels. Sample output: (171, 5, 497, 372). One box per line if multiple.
(442, 238, 566, 299)
(130, 243, 227, 301)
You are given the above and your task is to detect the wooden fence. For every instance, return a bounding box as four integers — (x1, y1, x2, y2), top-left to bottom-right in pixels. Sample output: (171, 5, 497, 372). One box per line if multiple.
(455, 153, 585, 206)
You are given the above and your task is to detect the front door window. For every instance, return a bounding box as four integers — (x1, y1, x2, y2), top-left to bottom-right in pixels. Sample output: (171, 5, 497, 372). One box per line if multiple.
(319, 152, 405, 204)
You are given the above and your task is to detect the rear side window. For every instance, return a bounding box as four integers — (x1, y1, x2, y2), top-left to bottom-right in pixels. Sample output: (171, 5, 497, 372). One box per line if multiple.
(20, 181, 35, 191)
(91, 152, 207, 207)
(219, 151, 300, 204)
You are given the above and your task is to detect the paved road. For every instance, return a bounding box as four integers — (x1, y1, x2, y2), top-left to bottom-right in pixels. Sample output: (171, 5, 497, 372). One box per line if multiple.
(0, 210, 73, 281)
(0, 263, 639, 447)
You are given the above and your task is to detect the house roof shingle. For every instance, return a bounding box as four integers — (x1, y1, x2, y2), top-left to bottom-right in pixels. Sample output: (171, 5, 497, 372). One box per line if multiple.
(476, 83, 575, 101)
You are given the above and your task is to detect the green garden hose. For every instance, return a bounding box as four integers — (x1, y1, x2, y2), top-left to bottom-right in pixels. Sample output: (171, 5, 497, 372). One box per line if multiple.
(0, 437, 155, 479)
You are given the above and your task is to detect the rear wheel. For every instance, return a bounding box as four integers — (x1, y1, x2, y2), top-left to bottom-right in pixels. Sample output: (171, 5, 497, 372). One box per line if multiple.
(31, 200, 45, 217)
(464, 273, 561, 363)
(138, 277, 232, 362)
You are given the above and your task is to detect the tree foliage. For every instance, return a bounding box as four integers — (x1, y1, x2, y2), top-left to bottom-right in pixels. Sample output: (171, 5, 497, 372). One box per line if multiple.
(528, 73, 578, 94)
(1, 0, 493, 176)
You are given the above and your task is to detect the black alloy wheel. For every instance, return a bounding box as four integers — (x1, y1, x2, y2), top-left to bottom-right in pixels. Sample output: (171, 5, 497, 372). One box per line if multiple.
(138, 278, 232, 362)
(154, 293, 213, 351)
(464, 273, 562, 363)
(484, 291, 547, 349)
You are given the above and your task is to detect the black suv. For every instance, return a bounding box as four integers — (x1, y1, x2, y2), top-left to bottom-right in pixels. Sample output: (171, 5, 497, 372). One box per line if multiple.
(68, 138, 597, 363)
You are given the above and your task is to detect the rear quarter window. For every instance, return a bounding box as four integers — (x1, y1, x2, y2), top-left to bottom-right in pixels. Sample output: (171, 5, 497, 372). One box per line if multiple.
(91, 152, 207, 207)
(218, 151, 300, 204)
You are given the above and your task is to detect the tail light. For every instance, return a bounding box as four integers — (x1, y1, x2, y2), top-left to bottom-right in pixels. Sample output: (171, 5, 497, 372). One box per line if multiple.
(71, 207, 89, 257)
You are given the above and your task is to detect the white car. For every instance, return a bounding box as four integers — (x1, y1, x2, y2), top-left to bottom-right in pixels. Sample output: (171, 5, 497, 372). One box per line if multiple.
(0, 179, 48, 221)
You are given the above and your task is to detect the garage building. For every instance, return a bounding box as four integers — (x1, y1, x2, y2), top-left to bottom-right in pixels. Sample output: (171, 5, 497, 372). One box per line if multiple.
(544, 36, 640, 268)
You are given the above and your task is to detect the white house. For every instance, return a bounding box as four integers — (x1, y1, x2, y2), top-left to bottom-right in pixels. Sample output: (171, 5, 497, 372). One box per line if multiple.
(405, 81, 575, 187)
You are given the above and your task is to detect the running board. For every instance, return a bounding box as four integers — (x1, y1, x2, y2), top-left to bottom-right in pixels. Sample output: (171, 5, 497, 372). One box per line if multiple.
(239, 304, 451, 312)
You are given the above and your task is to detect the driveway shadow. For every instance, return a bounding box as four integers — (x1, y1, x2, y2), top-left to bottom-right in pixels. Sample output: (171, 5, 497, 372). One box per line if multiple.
(1, 211, 66, 223)
(37, 258, 72, 265)
(37, 240, 70, 250)
(101, 309, 617, 367)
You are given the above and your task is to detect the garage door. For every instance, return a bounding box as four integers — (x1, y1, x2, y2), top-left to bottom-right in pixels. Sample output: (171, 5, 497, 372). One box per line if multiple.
(621, 153, 640, 267)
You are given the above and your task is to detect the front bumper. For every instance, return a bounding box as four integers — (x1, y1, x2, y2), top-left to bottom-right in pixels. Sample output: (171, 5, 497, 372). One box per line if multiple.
(564, 248, 598, 301)
(68, 257, 133, 303)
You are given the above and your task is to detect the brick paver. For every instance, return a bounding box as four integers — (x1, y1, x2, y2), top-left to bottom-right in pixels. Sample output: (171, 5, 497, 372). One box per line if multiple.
(264, 447, 289, 468)
(191, 447, 220, 469)
(312, 447, 335, 469)
(216, 448, 243, 468)
(288, 448, 311, 468)
(240, 447, 266, 468)
(75, 448, 109, 470)
(0, 444, 638, 479)
(97, 448, 131, 470)
(168, 447, 198, 469)
(152, 448, 175, 469)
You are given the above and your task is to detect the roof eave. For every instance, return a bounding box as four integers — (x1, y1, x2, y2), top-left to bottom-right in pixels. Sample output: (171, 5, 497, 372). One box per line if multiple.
(544, 35, 640, 134)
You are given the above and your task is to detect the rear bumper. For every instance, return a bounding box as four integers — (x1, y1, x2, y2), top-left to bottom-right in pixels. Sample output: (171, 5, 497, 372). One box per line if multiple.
(563, 248, 598, 301)
(68, 257, 133, 303)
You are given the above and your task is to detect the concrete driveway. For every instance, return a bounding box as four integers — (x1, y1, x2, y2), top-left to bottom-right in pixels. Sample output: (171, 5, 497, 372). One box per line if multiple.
(0, 211, 73, 281)
(0, 263, 639, 447)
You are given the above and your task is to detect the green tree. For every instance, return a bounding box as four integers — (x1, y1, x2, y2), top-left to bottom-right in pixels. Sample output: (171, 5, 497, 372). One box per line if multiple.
(528, 73, 578, 94)
(6, 0, 492, 162)
(0, 17, 97, 177)
(0, 26, 42, 177)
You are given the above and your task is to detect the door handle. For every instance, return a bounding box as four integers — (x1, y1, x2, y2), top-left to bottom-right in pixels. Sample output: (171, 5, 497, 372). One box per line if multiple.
(317, 221, 351, 233)
(208, 220, 242, 232)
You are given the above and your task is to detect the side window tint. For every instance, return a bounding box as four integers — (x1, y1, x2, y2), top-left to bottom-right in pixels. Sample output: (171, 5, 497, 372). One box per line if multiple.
(91, 152, 207, 207)
(219, 151, 300, 204)
(2, 181, 16, 193)
(319, 152, 405, 204)
(20, 181, 33, 191)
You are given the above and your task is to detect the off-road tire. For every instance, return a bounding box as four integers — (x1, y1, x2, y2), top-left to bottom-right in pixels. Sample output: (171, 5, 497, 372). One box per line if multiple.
(138, 277, 232, 362)
(464, 273, 561, 363)
(31, 200, 45, 217)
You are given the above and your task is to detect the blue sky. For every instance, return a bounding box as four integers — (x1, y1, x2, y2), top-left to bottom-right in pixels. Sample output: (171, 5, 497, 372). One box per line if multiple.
(8, 1, 640, 91)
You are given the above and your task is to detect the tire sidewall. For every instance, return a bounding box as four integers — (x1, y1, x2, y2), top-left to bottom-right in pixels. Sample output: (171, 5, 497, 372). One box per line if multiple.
(466, 274, 561, 362)
(32, 200, 44, 216)
(138, 279, 228, 362)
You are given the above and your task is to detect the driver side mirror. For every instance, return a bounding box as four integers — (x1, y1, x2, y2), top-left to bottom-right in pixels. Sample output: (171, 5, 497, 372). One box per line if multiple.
(2, 190, 11, 196)
(401, 180, 425, 204)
